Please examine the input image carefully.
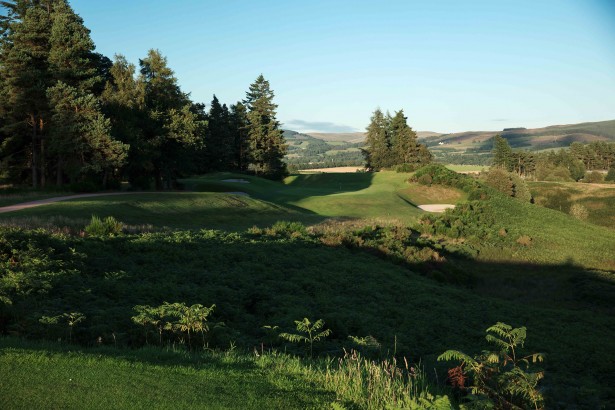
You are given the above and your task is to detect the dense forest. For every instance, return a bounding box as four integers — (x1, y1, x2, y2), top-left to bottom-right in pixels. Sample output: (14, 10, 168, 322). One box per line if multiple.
(492, 135, 615, 182)
(0, 0, 287, 189)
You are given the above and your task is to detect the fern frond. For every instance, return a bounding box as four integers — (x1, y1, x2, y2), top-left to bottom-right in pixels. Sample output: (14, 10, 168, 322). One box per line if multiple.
(486, 322, 512, 337)
(485, 334, 509, 350)
(437, 350, 476, 365)
(485, 353, 500, 364)
(279, 332, 308, 343)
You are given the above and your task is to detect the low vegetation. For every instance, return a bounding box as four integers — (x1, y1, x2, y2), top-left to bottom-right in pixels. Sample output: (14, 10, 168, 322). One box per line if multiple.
(1, 167, 614, 408)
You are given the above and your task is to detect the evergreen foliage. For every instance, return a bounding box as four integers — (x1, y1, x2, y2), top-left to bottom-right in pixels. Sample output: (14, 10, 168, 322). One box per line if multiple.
(492, 134, 513, 171)
(243, 74, 287, 179)
(363, 108, 431, 170)
(138, 49, 202, 189)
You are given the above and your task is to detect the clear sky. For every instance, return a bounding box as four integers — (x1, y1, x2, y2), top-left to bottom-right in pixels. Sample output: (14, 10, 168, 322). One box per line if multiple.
(71, 0, 615, 133)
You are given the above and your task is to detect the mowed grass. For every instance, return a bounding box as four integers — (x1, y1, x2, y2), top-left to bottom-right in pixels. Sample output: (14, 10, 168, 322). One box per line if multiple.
(186, 171, 425, 224)
(529, 181, 615, 229)
(0, 172, 431, 231)
(0, 339, 333, 409)
(0, 192, 313, 231)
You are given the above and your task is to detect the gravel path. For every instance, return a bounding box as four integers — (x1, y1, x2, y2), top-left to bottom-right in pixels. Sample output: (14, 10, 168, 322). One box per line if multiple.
(417, 204, 455, 213)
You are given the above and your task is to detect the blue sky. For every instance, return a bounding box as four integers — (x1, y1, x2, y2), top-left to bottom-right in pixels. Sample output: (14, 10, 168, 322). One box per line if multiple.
(72, 0, 615, 133)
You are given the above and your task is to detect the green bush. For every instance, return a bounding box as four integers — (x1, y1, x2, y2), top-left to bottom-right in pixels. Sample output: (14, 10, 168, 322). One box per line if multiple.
(583, 171, 604, 184)
(605, 167, 615, 182)
(394, 163, 417, 173)
(484, 168, 513, 196)
(85, 215, 123, 237)
(417, 174, 432, 186)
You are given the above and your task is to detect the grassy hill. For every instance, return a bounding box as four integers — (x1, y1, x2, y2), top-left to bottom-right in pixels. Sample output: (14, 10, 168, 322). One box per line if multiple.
(1, 170, 614, 408)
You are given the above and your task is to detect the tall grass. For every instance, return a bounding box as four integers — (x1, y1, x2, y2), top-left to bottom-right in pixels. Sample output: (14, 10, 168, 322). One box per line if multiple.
(323, 349, 450, 409)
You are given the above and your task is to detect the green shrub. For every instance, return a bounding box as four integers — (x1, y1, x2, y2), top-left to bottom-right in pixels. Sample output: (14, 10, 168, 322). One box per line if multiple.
(511, 173, 532, 203)
(483, 168, 513, 196)
(394, 163, 417, 173)
(605, 167, 615, 182)
(583, 171, 604, 184)
(84, 215, 123, 237)
(417, 174, 432, 186)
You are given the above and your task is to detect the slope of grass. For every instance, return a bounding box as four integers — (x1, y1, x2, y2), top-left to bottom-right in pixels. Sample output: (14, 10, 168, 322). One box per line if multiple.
(0, 192, 314, 231)
(186, 171, 425, 224)
(0, 339, 334, 409)
(1, 221, 614, 407)
(2, 171, 615, 407)
(529, 181, 615, 229)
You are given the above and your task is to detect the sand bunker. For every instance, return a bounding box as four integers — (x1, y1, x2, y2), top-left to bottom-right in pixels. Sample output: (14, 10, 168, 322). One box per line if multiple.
(417, 204, 455, 213)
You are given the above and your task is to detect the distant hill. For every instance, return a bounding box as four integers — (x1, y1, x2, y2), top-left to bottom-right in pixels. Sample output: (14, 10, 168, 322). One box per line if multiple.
(283, 119, 615, 167)
(287, 119, 615, 150)
(303, 132, 366, 143)
(422, 119, 615, 150)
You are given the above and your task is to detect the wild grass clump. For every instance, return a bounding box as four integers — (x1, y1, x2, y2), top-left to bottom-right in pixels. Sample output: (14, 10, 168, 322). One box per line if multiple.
(569, 203, 589, 220)
(84, 215, 123, 237)
(324, 349, 451, 409)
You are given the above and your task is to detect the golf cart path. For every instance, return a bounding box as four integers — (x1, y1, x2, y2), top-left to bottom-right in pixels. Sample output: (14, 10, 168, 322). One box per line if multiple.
(417, 204, 455, 213)
(0, 191, 249, 214)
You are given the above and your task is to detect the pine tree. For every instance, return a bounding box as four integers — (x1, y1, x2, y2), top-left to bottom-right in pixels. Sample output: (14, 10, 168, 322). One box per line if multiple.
(100, 54, 147, 187)
(203, 95, 233, 171)
(389, 109, 425, 168)
(243, 75, 287, 179)
(230, 102, 249, 171)
(48, 0, 99, 92)
(0, 2, 53, 187)
(47, 81, 128, 187)
(139, 49, 201, 189)
(492, 134, 513, 171)
(47, 0, 108, 185)
(362, 108, 390, 170)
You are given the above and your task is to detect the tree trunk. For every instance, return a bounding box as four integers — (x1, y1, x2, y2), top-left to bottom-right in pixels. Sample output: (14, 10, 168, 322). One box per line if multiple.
(40, 136, 46, 188)
(56, 157, 63, 186)
(102, 170, 108, 189)
(31, 115, 38, 189)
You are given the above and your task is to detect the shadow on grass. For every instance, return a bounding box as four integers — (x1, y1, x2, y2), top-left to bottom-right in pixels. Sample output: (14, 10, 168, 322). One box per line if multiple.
(0, 228, 614, 407)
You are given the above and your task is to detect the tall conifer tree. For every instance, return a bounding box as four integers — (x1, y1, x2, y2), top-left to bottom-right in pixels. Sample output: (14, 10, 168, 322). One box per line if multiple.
(0, 2, 52, 187)
(139, 49, 201, 189)
(243, 74, 287, 179)
(363, 108, 390, 170)
(230, 102, 249, 171)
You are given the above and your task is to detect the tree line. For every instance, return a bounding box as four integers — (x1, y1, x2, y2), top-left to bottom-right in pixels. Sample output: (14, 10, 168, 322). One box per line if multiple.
(492, 135, 615, 181)
(0, 0, 287, 190)
(362, 108, 432, 171)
